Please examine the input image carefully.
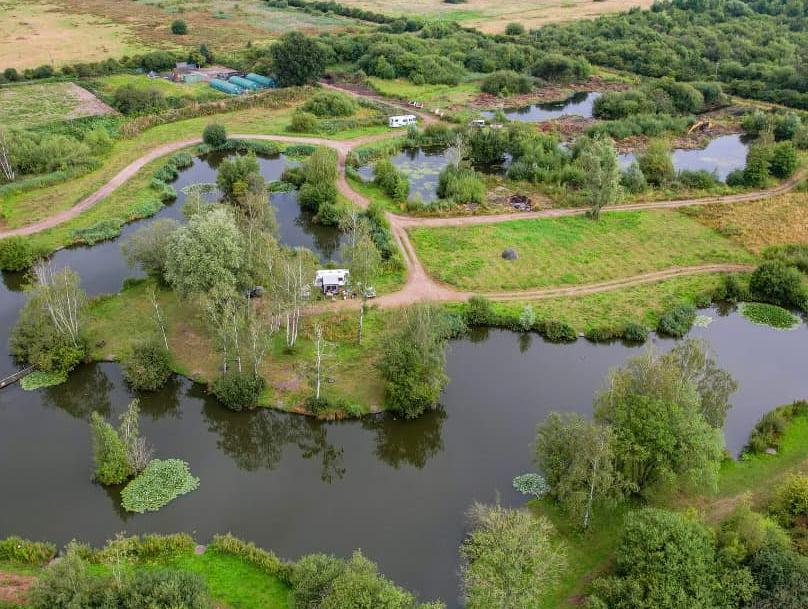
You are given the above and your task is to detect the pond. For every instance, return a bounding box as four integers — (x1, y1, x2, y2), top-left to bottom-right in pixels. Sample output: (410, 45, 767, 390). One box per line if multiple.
(618, 134, 750, 182)
(1, 307, 806, 607)
(482, 91, 601, 123)
(356, 147, 506, 205)
(0, 151, 343, 377)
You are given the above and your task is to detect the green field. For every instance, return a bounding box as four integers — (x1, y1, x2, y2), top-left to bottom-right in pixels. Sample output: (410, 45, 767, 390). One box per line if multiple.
(365, 77, 480, 106)
(0, 81, 113, 127)
(90, 73, 226, 102)
(409, 211, 755, 291)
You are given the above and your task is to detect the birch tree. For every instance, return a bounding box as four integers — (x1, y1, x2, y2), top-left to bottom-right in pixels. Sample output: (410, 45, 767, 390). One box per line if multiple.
(148, 286, 169, 351)
(307, 322, 337, 401)
(577, 135, 622, 220)
(271, 247, 316, 349)
(340, 213, 380, 344)
(33, 261, 86, 348)
(534, 412, 625, 529)
(0, 128, 15, 182)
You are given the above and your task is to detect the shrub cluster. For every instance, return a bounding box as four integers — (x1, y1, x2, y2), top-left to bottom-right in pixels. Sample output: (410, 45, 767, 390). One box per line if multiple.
(656, 303, 697, 338)
(373, 158, 410, 201)
(302, 90, 357, 117)
(212, 371, 266, 411)
(744, 402, 808, 455)
(436, 164, 486, 204)
(121, 341, 173, 391)
(0, 536, 56, 565)
(480, 70, 534, 96)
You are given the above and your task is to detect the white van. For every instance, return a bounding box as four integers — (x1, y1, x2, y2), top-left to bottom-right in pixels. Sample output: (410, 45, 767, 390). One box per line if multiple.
(388, 114, 417, 128)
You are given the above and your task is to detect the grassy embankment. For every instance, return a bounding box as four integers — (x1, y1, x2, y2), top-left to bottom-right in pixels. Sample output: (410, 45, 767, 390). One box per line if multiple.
(409, 210, 755, 291)
(538, 408, 808, 608)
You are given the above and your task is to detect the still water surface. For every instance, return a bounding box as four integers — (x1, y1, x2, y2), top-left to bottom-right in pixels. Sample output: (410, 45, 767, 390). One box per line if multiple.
(483, 91, 601, 122)
(1, 311, 807, 606)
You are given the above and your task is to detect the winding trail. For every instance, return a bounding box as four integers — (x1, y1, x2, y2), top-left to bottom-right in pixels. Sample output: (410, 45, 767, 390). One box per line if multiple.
(1, 127, 800, 306)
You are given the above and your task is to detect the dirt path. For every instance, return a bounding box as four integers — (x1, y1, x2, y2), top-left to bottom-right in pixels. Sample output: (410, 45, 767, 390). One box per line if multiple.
(0, 570, 35, 605)
(1, 124, 795, 308)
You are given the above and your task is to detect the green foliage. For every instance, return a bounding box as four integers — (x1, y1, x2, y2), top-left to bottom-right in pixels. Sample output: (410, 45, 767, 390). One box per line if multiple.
(504, 22, 525, 36)
(622, 322, 649, 343)
(593, 341, 735, 493)
(436, 164, 485, 204)
(773, 113, 802, 142)
(743, 403, 808, 455)
(216, 153, 264, 202)
(96, 533, 197, 563)
(302, 91, 357, 117)
(1, 128, 95, 178)
(512, 473, 548, 498)
(378, 304, 449, 419)
(535, 412, 622, 528)
(373, 158, 410, 201)
(71, 219, 124, 245)
(717, 503, 790, 564)
(289, 110, 320, 133)
(90, 411, 132, 485)
(0, 537, 56, 565)
(165, 207, 246, 297)
(121, 218, 179, 281)
(743, 143, 773, 188)
(749, 261, 807, 310)
(531, 54, 590, 83)
(518, 303, 536, 331)
(202, 123, 228, 148)
(739, 302, 800, 329)
(121, 341, 173, 391)
(480, 70, 533, 96)
(540, 319, 577, 343)
(638, 139, 674, 186)
(28, 550, 211, 609)
(465, 295, 495, 325)
(588, 508, 754, 609)
(19, 370, 67, 390)
(0, 237, 36, 271)
(171, 19, 188, 34)
(769, 142, 798, 179)
(212, 372, 265, 411)
(271, 31, 327, 86)
(577, 135, 622, 218)
(769, 473, 808, 529)
(620, 162, 647, 194)
(290, 553, 346, 608)
(460, 503, 566, 609)
(747, 542, 808, 609)
(113, 84, 167, 115)
(762, 244, 808, 274)
(209, 534, 287, 580)
(121, 458, 200, 513)
(656, 303, 696, 337)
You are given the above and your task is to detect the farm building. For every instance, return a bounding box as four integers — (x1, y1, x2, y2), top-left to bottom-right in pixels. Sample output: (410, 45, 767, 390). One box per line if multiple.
(245, 73, 277, 88)
(388, 115, 417, 128)
(210, 78, 243, 95)
(229, 75, 261, 91)
(315, 269, 349, 295)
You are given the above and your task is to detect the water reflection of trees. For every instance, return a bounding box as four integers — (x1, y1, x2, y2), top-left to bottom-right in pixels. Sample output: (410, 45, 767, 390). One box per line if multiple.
(202, 403, 346, 483)
(362, 407, 447, 470)
(137, 376, 183, 421)
(43, 364, 114, 419)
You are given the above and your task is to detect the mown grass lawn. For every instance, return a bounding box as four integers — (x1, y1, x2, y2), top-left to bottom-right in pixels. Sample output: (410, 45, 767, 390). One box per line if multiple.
(409, 210, 755, 291)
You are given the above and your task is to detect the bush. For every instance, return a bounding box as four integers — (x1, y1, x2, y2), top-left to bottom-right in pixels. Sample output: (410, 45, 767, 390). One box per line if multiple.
(774, 113, 802, 142)
(373, 158, 409, 201)
(620, 162, 647, 194)
(290, 554, 347, 608)
(171, 19, 188, 34)
(714, 273, 747, 303)
(302, 90, 357, 117)
(480, 70, 534, 96)
(770, 474, 808, 528)
(202, 123, 227, 148)
(289, 110, 319, 133)
(743, 143, 773, 187)
(0, 537, 56, 565)
(465, 295, 495, 326)
(531, 54, 590, 83)
(745, 409, 789, 454)
(212, 372, 265, 411)
(677, 169, 718, 189)
(90, 411, 132, 485)
(437, 164, 485, 204)
(541, 320, 577, 343)
(749, 261, 807, 309)
(769, 142, 798, 179)
(504, 22, 525, 35)
(638, 139, 674, 186)
(622, 322, 649, 343)
(113, 84, 167, 115)
(762, 244, 808, 274)
(0, 236, 36, 271)
(121, 341, 173, 391)
(656, 303, 696, 337)
(121, 458, 200, 513)
(97, 534, 196, 562)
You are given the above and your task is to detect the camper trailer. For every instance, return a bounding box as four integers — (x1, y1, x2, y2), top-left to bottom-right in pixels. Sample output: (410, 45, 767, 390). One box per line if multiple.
(315, 269, 349, 295)
(388, 114, 417, 128)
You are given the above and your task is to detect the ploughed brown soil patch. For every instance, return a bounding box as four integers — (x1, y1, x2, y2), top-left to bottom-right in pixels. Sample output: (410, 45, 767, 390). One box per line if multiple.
(0, 571, 36, 605)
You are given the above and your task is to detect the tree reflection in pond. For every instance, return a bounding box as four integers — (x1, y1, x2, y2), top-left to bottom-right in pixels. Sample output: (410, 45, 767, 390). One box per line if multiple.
(42, 364, 115, 420)
(362, 406, 447, 470)
(202, 401, 346, 483)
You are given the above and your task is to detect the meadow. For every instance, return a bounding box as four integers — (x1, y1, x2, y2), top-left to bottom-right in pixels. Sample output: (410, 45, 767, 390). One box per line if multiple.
(409, 210, 755, 291)
(0, 81, 113, 126)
